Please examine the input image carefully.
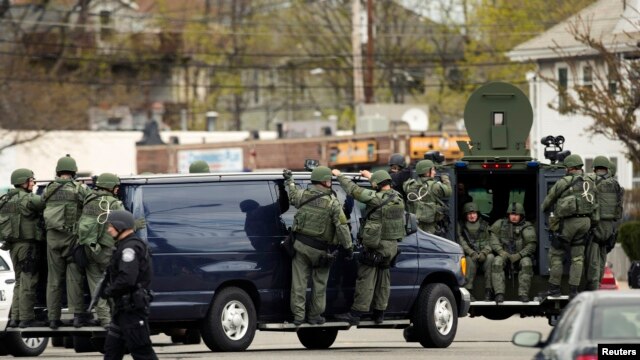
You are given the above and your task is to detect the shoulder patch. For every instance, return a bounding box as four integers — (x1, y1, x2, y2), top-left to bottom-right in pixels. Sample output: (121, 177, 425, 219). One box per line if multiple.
(122, 248, 136, 262)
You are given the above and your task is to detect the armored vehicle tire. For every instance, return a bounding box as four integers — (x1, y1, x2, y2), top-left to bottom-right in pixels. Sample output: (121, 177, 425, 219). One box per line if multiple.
(296, 328, 338, 349)
(201, 287, 257, 352)
(73, 335, 96, 353)
(51, 336, 64, 347)
(4, 333, 48, 357)
(414, 283, 458, 348)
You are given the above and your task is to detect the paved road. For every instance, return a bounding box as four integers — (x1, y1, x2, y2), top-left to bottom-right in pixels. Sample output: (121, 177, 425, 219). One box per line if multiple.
(27, 315, 551, 360)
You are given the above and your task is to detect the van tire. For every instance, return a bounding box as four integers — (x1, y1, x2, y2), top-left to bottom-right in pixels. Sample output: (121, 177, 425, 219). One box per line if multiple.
(296, 328, 338, 349)
(201, 287, 256, 352)
(73, 335, 96, 353)
(4, 333, 49, 357)
(414, 283, 458, 348)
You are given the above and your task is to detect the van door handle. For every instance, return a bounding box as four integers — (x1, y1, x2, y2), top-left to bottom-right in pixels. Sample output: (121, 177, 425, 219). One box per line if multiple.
(5, 279, 15, 284)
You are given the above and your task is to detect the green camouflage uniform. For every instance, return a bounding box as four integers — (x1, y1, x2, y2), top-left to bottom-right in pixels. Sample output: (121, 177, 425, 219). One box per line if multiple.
(403, 175, 451, 234)
(584, 172, 622, 290)
(0, 189, 44, 322)
(542, 171, 598, 288)
(286, 179, 352, 323)
(43, 178, 91, 320)
(490, 216, 537, 297)
(77, 189, 123, 325)
(337, 175, 405, 313)
(457, 219, 493, 291)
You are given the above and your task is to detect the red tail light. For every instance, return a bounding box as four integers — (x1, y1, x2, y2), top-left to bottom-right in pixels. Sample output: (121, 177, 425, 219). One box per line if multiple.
(481, 163, 512, 169)
(575, 355, 597, 360)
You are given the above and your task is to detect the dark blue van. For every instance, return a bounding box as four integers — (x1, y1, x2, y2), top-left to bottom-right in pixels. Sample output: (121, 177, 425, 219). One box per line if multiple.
(111, 171, 469, 351)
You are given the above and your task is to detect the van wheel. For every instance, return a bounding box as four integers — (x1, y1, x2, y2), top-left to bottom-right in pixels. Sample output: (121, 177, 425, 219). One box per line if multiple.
(200, 287, 256, 352)
(414, 283, 458, 348)
(296, 328, 338, 349)
(4, 333, 49, 357)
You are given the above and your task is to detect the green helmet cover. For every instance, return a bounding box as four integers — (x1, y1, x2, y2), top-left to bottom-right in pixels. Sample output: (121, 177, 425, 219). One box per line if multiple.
(11, 168, 34, 185)
(592, 156, 610, 170)
(416, 160, 434, 175)
(388, 153, 406, 168)
(506, 202, 525, 216)
(96, 172, 120, 191)
(310, 166, 332, 182)
(370, 170, 392, 188)
(56, 155, 78, 173)
(189, 160, 210, 173)
(563, 154, 584, 168)
(463, 202, 479, 214)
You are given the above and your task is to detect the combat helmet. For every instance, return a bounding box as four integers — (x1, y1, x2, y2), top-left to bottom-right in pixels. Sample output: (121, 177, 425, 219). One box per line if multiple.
(107, 210, 135, 232)
(56, 154, 78, 174)
(95, 173, 120, 191)
(506, 202, 525, 217)
(415, 160, 435, 176)
(189, 160, 210, 174)
(11, 168, 34, 186)
(370, 170, 391, 189)
(563, 154, 584, 169)
(592, 156, 610, 170)
(388, 153, 407, 168)
(463, 202, 479, 214)
(310, 166, 332, 182)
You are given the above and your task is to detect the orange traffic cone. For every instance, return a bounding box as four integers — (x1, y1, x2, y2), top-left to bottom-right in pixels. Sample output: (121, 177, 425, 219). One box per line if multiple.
(599, 265, 619, 290)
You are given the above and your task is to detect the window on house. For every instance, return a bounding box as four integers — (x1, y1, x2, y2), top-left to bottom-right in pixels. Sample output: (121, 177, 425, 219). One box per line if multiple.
(100, 10, 112, 40)
(558, 67, 568, 112)
(583, 66, 593, 89)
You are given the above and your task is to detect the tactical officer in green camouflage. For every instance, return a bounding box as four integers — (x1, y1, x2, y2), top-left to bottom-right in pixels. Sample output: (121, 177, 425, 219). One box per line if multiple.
(189, 160, 210, 173)
(283, 166, 353, 326)
(584, 156, 623, 291)
(333, 169, 405, 325)
(490, 202, 537, 303)
(76, 173, 124, 327)
(403, 159, 451, 235)
(456, 202, 494, 301)
(0, 169, 45, 328)
(43, 155, 92, 329)
(542, 154, 598, 299)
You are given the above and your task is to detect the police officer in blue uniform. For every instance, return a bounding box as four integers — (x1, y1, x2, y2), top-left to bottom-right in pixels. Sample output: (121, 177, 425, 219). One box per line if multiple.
(101, 210, 157, 360)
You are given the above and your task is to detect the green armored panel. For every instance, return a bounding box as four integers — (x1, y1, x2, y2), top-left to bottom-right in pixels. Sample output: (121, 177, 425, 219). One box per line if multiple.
(461, 82, 533, 159)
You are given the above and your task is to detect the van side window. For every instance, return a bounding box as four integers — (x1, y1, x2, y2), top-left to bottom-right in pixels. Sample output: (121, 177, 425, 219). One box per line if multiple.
(142, 182, 277, 252)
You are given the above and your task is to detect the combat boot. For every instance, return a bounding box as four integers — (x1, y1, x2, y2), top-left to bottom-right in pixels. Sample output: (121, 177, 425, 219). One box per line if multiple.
(73, 313, 87, 328)
(372, 309, 384, 325)
(494, 293, 504, 304)
(335, 310, 360, 326)
(307, 315, 326, 325)
(539, 283, 561, 298)
(518, 295, 529, 303)
(484, 288, 493, 301)
(7, 319, 18, 328)
(48, 319, 62, 329)
(569, 286, 579, 300)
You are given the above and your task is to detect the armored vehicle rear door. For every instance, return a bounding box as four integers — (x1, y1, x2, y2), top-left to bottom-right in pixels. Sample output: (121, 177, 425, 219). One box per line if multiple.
(537, 166, 566, 275)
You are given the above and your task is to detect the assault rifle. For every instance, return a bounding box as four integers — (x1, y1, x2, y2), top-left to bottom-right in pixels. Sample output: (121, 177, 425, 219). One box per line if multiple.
(88, 268, 110, 312)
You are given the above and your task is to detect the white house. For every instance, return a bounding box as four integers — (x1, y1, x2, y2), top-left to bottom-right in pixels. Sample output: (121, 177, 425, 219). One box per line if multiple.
(508, 0, 640, 190)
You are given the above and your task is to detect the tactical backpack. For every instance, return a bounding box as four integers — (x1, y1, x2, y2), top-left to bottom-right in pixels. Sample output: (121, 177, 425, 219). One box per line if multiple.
(77, 193, 122, 248)
(555, 175, 596, 218)
(292, 191, 334, 242)
(0, 192, 19, 242)
(593, 175, 623, 221)
(405, 179, 446, 224)
(43, 181, 83, 232)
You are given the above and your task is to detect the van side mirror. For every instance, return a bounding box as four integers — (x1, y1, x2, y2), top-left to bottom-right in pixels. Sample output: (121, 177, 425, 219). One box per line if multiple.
(512, 331, 543, 348)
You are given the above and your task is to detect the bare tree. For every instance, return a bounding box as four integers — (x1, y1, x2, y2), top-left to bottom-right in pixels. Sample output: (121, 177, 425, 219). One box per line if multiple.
(542, 13, 640, 163)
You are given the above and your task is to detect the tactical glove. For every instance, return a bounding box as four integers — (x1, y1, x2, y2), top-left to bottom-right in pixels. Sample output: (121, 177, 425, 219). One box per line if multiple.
(509, 253, 522, 263)
(470, 252, 479, 261)
(344, 247, 354, 261)
(478, 253, 486, 262)
(283, 169, 293, 180)
(134, 218, 147, 231)
(499, 251, 509, 259)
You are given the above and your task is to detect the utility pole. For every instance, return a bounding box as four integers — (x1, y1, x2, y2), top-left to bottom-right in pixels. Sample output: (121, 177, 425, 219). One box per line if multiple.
(364, 0, 374, 103)
(352, 0, 365, 108)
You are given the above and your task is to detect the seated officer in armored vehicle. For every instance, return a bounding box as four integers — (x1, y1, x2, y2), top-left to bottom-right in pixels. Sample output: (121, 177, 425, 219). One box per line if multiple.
(456, 202, 493, 301)
(490, 202, 537, 303)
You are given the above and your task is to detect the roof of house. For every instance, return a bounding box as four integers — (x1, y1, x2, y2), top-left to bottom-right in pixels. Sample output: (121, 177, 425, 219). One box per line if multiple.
(508, 0, 640, 61)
